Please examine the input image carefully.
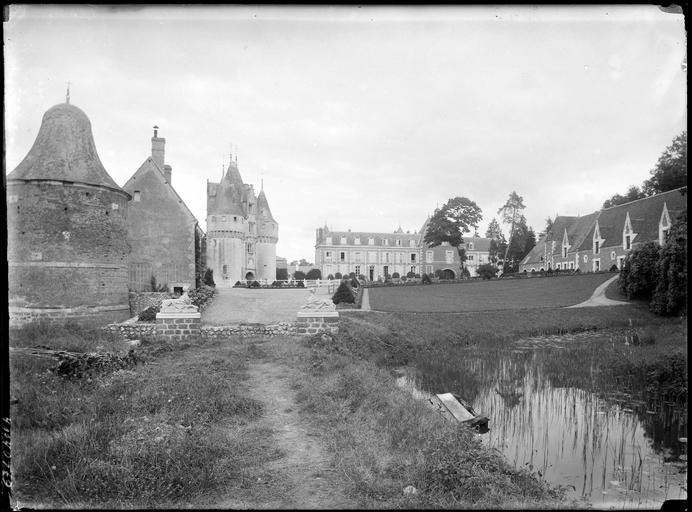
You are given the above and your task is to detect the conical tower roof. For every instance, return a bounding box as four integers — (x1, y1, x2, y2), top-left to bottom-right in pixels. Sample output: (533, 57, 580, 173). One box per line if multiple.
(8, 103, 123, 192)
(257, 189, 276, 222)
(211, 160, 246, 215)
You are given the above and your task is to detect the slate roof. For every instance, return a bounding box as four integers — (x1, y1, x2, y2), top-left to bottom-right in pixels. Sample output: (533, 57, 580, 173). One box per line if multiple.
(207, 161, 246, 216)
(577, 187, 686, 251)
(461, 236, 493, 252)
(318, 228, 420, 246)
(257, 189, 276, 222)
(8, 103, 124, 193)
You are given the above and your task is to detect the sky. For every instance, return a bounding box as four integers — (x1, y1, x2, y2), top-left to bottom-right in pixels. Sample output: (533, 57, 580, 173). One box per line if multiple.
(4, 5, 686, 263)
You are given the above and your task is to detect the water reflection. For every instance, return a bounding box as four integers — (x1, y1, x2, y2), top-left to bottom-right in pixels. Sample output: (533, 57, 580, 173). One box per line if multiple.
(401, 344, 687, 509)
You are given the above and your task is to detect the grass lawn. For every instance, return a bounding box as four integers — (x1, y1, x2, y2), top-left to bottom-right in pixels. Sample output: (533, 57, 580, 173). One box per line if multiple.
(368, 272, 616, 312)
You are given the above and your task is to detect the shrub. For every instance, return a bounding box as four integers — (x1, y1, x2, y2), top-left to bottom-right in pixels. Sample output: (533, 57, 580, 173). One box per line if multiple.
(138, 305, 160, 322)
(296, 281, 305, 288)
(332, 281, 355, 304)
(149, 274, 168, 292)
(248, 280, 260, 288)
(406, 271, 416, 279)
(276, 267, 288, 280)
(461, 267, 471, 279)
(334, 272, 342, 280)
(294, 271, 306, 280)
(187, 286, 216, 310)
(434, 269, 442, 278)
(619, 242, 660, 299)
(477, 263, 499, 280)
(233, 281, 243, 287)
(349, 272, 356, 279)
(392, 272, 400, 279)
(651, 212, 687, 316)
(350, 277, 359, 288)
(609, 264, 618, 272)
(327, 274, 334, 280)
(415, 273, 421, 279)
(202, 268, 215, 287)
(357, 274, 366, 282)
(306, 268, 322, 280)
(271, 280, 283, 288)
(422, 273, 432, 284)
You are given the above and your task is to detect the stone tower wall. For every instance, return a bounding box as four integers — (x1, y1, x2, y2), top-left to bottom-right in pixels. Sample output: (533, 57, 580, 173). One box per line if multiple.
(255, 239, 277, 281)
(7, 181, 131, 325)
(207, 234, 245, 286)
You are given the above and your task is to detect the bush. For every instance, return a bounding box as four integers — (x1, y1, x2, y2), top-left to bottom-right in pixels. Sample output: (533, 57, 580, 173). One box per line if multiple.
(233, 281, 243, 287)
(434, 269, 442, 278)
(296, 281, 305, 288)
(138, 305, 160, 322)
(477, 263, 499, 280)
(327, 274, 334, 280)
(334, 272, 342, 280)
(651, 212, 687, 316)
(276, 267, 288, 280)
(349, 272, 356, 279)
(149, 274, 168, 292)
(357, 274, 366, 282)
(271, 280, 283, 288)
(332, 281, 354, 304)
(619, 242, 660, 299)
(422, 273, 432, 284)
(350, 277, 360, 288)
(187, 286, 216, 310)
(392, 272, 400, 279)
(248, 280, 260, 288)
(306, 268, 322, 280)
(609, 264, 619, 272)
(202, 268, 215, 287)
(461, 267, 471, 279)
(294, 271, 306, 280)
(406, 271, 416, 279)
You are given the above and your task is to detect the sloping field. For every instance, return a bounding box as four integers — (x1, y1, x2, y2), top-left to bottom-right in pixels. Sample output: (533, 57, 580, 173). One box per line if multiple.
(368, 273, 617, 312)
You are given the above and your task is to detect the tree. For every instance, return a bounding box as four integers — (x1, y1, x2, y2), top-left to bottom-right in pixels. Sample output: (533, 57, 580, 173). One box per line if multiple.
(276, 267, 288, 280)
(202, 268, 215, 287)
(504, 216, 536, 272)
(477, 263, 499, 280)
(293, 270, 306, 280)
(603, 185, 646, 209)
(424, 196, 483, 275)
(545, 217, 554, 234)
(485, 218, 503, 239)
(651, 210, 687, 315)
(305, 268, 322, 280)
(332, 281, 354, 304)
(619, 242, 660, 299)
(643, 131, 687, 195)
(497, 192, 526, 271)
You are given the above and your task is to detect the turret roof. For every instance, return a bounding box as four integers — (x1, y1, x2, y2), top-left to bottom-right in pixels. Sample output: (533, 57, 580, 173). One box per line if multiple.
(257, 189, 276, 222)
(8, 103, 124, 192)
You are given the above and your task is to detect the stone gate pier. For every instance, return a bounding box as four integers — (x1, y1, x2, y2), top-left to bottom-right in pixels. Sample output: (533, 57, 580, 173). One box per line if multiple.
(296, 288, 339, 335)
(155, 292, 201, 341)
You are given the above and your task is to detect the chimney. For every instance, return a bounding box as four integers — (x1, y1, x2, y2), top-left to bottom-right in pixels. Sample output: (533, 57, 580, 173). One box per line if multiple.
(151, 125, 165, 170)
(163, 164, 172, 185)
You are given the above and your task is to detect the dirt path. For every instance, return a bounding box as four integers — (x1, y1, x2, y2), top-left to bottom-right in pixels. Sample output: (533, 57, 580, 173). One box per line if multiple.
(241, 348, 356, 509)
(567, 274, 628, 308)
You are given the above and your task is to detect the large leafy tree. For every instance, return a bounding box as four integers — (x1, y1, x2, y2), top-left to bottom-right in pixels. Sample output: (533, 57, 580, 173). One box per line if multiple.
(603, 185, 646, 209)
(485, 218, 503, 239)
(497, 191, 526, 271)
(644, 131, 687, 195)
(424, 197, 482, 274)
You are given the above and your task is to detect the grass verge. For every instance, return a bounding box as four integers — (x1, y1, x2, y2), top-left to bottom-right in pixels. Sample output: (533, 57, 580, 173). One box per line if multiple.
(9, 324, 282, 509)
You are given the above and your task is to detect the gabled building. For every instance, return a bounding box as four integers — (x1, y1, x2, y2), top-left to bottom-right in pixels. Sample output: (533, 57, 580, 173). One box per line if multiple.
(520, 187, 686, 273)
(122, 127, 204, 293)
(206, 157, 278, 286)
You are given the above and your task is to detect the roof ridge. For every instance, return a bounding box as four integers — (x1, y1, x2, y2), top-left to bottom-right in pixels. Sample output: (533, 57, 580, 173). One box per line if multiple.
(601, 187, 686, 211)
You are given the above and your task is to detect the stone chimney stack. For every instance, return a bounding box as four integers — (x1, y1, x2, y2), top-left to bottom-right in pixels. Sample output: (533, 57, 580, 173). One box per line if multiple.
(163, 164, 172, 185)
(151, 125, 165, 170)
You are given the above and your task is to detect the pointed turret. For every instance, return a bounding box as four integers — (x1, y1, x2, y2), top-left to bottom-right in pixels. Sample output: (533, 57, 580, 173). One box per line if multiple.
(8, 103, 124, 192)
(208, 159, 246, 216)
(257, 189, 276, 222)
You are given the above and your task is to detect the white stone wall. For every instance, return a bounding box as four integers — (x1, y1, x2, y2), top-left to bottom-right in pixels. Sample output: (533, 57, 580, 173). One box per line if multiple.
(256, 241, 277, 281)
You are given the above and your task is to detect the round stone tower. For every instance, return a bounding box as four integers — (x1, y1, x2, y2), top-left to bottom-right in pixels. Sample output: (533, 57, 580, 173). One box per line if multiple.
(255, 188, 278, 281)
(7, 102, 131, 327)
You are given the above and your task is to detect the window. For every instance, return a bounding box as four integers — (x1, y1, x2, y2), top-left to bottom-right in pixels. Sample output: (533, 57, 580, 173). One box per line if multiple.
(662, 228, 669, 242)
(385, 252, 390, 263)
(563, 247, 568, 258)
(625, 235, 631, 250)
(396, 239, 401, 246)
(383, 265, 389, 277)
(368, 237, 374, 245)
(221, 216, 226, 222)
(325, 251, 332, 259)
(234, 216, 237, 222)
(569, 261, 575, 270)
(326, 236, 332, 244)
(222, 264, 228, 275)
(617, 256, 625, 269)
(610, 251, 616, 261)
(383, 239, 389, 246)
(355, 252, 362, 262)
(594, 241, 600, 255)
(355, 265, 361, 275)
(134, 190, 141, 201)
(340, 237, 347, 244)
(426, 250, 433, 263)
(468, 242, 474, 250)
(410, 253, 416, 262)
(340, 252, 346, 262)
(467, 255, 474, 261)
(593, 259, 600, 272)
(445, 250, 454, 264)
(426, 265, 433, 274)
(411, 266, 416, 274)
(409, 240, 416, 247)
(556, 263, 561, 270)
(355, 238, 361, 245)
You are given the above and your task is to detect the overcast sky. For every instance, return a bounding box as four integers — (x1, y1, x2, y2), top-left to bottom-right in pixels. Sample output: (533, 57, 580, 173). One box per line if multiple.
(4, 5, 686, 263)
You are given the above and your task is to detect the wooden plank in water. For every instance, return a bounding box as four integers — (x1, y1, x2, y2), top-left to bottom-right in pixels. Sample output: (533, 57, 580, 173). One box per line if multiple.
(436, 393, 475, 422)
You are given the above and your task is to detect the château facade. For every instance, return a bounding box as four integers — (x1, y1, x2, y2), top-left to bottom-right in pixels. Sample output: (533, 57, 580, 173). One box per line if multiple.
(206, 158, 278, 286)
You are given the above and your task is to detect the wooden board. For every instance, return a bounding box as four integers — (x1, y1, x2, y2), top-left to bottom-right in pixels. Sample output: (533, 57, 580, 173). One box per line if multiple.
(436, 392, 475, 422)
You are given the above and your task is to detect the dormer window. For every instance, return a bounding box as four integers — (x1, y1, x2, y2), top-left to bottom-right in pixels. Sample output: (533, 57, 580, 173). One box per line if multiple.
(623, 212, 636, 251)
(593, 221, 604, 255)
(340, 236, 347, 244)
(468, 242, 474, 250)
(659, 203, 672, 245)
(396, 239, 401, 247)
(409, 240, 416, 247)
(326, 236, 332, 244)
(563, 247, 568, 258)
(383, 239, 389, 246)
(355, 237, 361, 245)
(625, 235, 631, 250)
(368, 237, 375, 245)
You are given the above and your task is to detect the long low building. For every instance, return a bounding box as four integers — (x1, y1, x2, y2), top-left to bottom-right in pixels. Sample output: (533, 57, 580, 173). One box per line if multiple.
(519, 187, 686, 273)
(314, 222, 494, 281)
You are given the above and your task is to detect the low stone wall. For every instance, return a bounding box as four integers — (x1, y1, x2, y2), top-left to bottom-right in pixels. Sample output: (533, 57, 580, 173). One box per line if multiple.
(128, 291, 172, 317)
(296, 311, 339, 335)
(201, 322, 296, 339)
(103, 321, 156, 340)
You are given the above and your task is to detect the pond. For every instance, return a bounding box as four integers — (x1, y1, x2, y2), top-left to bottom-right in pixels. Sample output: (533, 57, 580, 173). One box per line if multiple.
(396, 333, 687, 508)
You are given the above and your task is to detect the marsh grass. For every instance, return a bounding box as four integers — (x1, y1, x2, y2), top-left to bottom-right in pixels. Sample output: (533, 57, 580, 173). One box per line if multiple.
(9, 327, 277, 508)
(271, 336, 566, 509)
